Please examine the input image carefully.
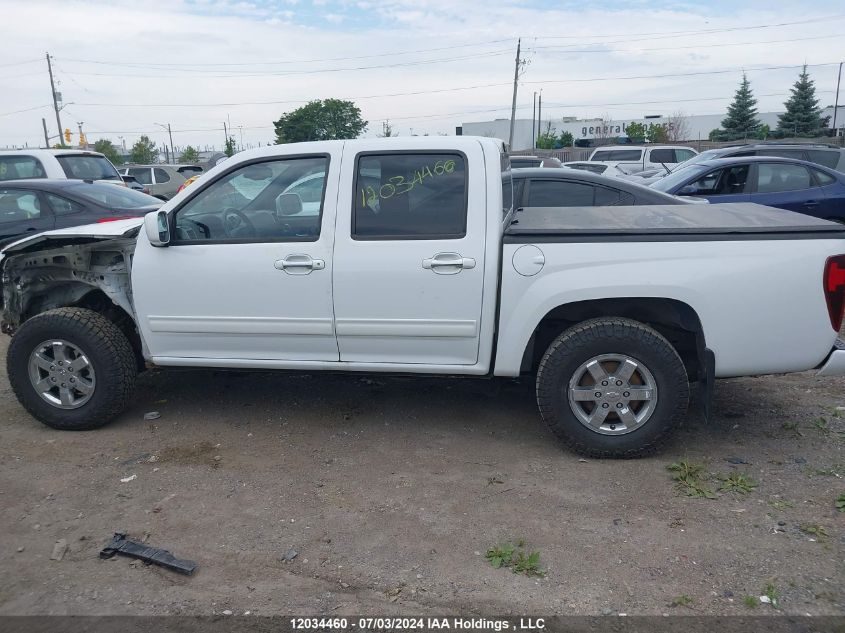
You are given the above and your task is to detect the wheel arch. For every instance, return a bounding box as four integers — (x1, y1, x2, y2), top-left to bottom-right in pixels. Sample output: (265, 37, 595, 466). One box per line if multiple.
(516, 297, 707, 380)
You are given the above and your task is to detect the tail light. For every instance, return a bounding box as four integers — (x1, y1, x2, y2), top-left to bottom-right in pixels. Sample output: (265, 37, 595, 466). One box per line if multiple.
(824, 255, 845, 331)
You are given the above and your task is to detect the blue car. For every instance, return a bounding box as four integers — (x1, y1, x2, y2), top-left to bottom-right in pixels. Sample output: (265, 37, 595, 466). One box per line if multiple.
(650, 156, 845, 222)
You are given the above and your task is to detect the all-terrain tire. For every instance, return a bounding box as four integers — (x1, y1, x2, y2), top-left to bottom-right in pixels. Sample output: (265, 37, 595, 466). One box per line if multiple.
(536, 317, 689, 458)
(7, 308, 137, 430)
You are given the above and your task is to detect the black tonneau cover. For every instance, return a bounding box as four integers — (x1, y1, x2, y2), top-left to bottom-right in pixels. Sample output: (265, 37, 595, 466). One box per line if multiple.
(505, 203, 845, 242)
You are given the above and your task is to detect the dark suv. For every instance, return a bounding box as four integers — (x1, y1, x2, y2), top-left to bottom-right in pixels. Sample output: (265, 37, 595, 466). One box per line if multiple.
(681, 143, 845, 172)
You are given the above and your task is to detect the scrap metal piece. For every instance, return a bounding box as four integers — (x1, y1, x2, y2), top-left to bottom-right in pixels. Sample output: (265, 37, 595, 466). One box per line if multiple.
(99, 532, 197, 575)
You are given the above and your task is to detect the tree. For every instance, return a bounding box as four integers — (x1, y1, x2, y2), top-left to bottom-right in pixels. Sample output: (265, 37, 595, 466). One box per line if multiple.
(93, 139, 123, 165)
(130, 135, 158, 164)
(667, 111, 691, 142)
(718, 74, 760, 140)
(224, 136, 237, 157)
(536, 123, 558, 149)
(646, 123, 669, 143)
(379, 121, 396, 137)
(558, 131, 574, 147)
(625, 122, 646, 142)
(776, 66, 829, 137)
(756, 124, 771, 140)
(180, 146, 199, 163)
(274, 99, 367, 144)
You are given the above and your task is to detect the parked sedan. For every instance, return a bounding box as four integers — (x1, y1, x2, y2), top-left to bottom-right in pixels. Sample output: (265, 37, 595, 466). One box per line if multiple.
(510, 167, 696, 208)
(563, 161, 630, 178)
(650, 156, 845, 222)
(0, 179, 161, 247)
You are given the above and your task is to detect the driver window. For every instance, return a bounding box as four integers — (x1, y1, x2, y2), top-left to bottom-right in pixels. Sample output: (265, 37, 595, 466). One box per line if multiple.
(173, 156, 328, 242)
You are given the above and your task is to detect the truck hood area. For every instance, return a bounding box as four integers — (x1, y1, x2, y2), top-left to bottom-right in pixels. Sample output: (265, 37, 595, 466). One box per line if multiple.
(0, 218, 144, 258)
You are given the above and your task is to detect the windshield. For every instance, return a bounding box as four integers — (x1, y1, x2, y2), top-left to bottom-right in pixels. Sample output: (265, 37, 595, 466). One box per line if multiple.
(650, 164, 710, 192)
(56, 154, 122, 181)
(667, 149, 722, 173)
(65, 182, 161, 209)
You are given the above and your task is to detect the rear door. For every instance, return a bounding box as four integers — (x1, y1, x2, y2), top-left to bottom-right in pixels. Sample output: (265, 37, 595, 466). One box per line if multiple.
(748, 162, 824, 215)
(332, 142, 487, 365)
(0, 188, 54, 243)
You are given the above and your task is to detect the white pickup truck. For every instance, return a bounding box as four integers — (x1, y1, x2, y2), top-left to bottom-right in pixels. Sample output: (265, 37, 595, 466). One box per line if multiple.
(2, 137, 844, 457)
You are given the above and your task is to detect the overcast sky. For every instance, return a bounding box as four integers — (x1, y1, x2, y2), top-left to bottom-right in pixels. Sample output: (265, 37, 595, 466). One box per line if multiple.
(0, 0, 843, 152)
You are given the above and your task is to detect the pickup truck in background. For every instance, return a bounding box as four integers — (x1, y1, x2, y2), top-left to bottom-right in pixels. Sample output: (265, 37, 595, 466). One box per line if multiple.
(2, 137, 844, 457)
(588, 145, 698, 174)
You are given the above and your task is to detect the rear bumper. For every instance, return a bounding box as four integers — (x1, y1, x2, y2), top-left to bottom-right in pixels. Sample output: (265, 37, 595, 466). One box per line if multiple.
(816, 339, 845, 377)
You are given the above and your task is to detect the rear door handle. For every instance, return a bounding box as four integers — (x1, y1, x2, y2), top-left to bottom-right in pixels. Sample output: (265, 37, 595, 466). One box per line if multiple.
(422, 252, 476, 275)
(803, 200, 818, 207)
(274, 254, 325, 275)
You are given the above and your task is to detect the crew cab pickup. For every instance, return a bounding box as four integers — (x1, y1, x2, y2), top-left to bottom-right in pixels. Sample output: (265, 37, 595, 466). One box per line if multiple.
(2, 137, 844, 457)
(588, 145, 698, 174)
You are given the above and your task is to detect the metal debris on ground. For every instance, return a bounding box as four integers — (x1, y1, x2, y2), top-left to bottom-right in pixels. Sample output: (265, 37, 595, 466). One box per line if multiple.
(99, 533, 198, 575)
(144, 411, 161, 420)
(120, 474, 137, 483)
(281, 547, 298, 562)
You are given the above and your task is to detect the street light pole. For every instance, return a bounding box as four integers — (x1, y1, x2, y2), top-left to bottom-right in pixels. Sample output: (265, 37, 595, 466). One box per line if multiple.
(46, 53, 63, 145)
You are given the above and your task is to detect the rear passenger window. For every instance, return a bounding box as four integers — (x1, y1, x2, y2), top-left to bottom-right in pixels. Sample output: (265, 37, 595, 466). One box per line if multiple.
(756, 164, 812, 193)
(595, 187, 634, 206)
(527, 180, 594, 207)
(46, 193, 85, 216)
(128, 168, 153, 185)
(806, 150, 839, 169)
(813, 169, 836, 186)
(354, 153, 467, 239)
(154, 168, 171, 183)
(649, 149, 674, 164)
(0, 156, 45, 180)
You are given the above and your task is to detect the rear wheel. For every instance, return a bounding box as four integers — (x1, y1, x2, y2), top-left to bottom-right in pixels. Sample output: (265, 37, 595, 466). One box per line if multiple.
(536, 317, 689, 458)
(7, 308, 137, 430)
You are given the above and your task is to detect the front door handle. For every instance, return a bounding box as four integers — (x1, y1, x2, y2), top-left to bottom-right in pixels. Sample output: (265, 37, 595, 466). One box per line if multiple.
(274, 254, 325, 275)
(422, 252, 476, 275)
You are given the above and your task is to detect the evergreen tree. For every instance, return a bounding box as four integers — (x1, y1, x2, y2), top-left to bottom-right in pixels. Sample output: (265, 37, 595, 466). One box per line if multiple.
(776, 65, 828, 137)
(719, 74, 760, 140)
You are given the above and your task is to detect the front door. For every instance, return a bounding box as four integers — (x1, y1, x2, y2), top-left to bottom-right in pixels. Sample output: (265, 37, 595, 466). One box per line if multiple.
(0, 188, 54, 243)
(332, 144, 487, 366)
(132, 150, 340, 362)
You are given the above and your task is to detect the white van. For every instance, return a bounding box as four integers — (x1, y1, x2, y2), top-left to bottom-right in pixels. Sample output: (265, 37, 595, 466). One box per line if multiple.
(588, 145, 698, 174)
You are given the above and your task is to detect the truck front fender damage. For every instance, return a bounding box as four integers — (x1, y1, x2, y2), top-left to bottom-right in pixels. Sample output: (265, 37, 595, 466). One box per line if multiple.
(1, 236, 140, 347)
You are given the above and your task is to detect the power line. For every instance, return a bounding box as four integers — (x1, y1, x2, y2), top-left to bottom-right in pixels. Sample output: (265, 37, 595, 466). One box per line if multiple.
(0, 104, 51, 118)
(529, 32, 843, 54)
(0, 58, 42, 68)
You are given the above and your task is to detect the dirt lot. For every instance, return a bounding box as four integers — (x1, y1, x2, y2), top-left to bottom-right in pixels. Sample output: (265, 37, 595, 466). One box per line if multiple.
(0, 334, 843, 617)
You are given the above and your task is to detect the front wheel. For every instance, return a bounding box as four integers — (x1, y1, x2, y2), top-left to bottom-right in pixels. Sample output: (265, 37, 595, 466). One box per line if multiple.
(7, 308, 137, 430)
(536, 317, 689, 458)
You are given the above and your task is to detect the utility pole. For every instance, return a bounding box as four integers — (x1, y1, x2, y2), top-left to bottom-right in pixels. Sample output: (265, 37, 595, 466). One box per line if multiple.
(223, 121, 228, 148)
(532, 92, 537, 149)
(46, 53, 62, 145)
(42, 118, 50, 148)
(507, 38, 521, 150)
(167, 123, 174, 162)
(833, 61, 842, 137)
(537, 90, 542, 143)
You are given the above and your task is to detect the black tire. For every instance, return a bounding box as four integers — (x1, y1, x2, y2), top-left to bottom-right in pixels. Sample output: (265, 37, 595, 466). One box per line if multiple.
(7, 308, 137, 430)
(536, 317, 689, 458)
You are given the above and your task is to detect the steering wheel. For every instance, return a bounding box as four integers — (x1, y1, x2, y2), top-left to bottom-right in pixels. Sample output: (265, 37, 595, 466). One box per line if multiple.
(222, 208, 255, 237)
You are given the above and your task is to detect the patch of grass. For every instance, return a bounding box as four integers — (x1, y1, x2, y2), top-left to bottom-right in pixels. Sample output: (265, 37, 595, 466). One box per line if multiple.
(767, 499, 793, 511)
(814, 418, 831, 436)
(781, 421, 803, 437)
(719, 472, 758, 494)
(829, 406, 843, 419)
(667, 460, 718, 499)
(743, 595, 758, 609)
(485, 541, 545, 577)
(804, 463, 844, 478)
(836, 493, 845, 513)
(799, 523, 829, 540)
(670, 594, 694, 608)
(764, 583, 780, 608)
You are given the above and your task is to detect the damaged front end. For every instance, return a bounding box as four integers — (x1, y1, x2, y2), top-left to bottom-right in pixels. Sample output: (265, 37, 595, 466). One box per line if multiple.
(0, 231, 139, 336)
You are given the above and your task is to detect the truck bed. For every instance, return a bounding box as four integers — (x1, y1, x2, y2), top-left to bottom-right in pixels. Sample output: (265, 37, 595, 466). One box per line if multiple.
(505, 202, 845, 241)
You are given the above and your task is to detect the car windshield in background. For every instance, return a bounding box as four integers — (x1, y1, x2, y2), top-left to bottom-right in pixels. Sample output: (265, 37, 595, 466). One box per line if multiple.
(65, 183, 161, 209)
(56, 155, 121, 181)
(590, 149, 642, 161)
(669, 150, 722, 173)
(650, 164, 709, 192)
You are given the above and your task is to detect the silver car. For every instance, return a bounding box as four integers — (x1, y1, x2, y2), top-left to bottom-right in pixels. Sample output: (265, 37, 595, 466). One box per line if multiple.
(119, 165, 187, 200)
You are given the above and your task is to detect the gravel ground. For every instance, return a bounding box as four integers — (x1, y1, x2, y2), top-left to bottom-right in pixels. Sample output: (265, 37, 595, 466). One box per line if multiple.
(0, 334, 843, 616)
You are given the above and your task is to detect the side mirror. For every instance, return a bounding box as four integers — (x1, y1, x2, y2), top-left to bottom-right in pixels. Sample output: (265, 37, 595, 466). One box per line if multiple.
(276, 192, 303, 216)
(144, 210, 170, 247)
